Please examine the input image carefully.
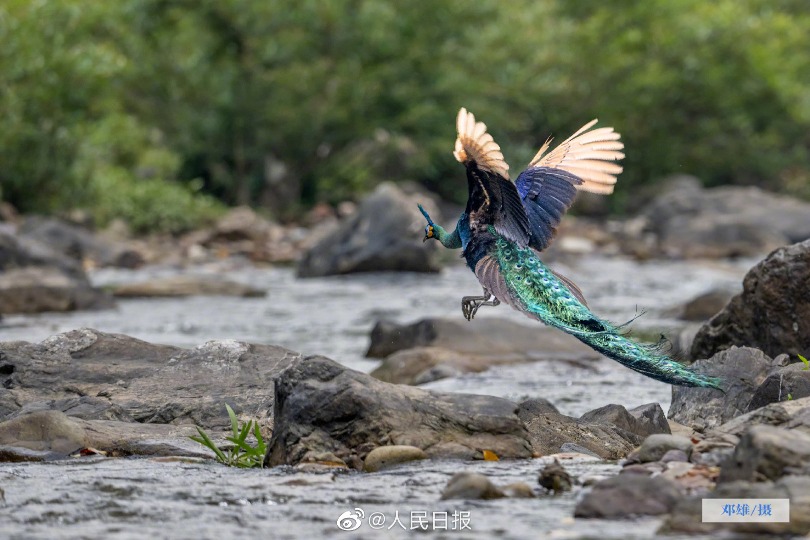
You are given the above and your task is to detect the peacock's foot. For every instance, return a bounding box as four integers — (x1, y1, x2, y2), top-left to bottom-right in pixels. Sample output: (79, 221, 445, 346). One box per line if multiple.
(461, 294, 500, 321)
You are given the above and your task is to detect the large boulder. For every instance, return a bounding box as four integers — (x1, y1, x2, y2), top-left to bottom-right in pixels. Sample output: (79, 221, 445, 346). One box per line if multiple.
(691, 240, 810, 360)
(574, 475, 683, 518)
(0, 410, 206, 461)
(719, 425, 810, 483)
(296, 183, 440, 277)
(523, 411, 644, 460)
(0, 329, 298, 430)
(18, 216, 145, 268)
(668, 347, 777, 431)
(264, 355, 533, 467)
(580, 403, 671, 438)
(640, 178, 810, 259)
(0, 231, 114, 314)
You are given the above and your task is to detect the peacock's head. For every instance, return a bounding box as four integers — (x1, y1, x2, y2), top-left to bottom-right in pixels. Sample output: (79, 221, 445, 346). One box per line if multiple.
(417, 203, 436, 242)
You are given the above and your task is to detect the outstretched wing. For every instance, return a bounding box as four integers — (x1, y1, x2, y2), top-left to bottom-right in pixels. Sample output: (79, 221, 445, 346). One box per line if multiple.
(454, 108, 529, 247)
(516, 119, 624, 251)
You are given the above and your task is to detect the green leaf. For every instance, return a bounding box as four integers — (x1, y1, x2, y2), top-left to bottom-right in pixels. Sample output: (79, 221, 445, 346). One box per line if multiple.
(226, 404, 239, 439)
(798, 354, 809, 370)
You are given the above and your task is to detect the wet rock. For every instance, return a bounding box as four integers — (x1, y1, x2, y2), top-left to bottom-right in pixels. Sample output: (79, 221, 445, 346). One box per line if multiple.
(0, 231, 114, 314)
(0, 329, 298, 430)
(627, 434, 694, 463)
(580, 403, 669, 438)
(641, 180, 810, 259)
(574, 475, 683, 518)
(517, 398, 560, 422)
(0, 410, 207, 460)
(538, 458, 573, 493)
(367, 317, 597, 361)
(265, 356, 533, 466)
(363, 445, 426, 472)
(661, 476, 810, 536)
(440, 472, 504, 500)
(691, 239, 810, 360)
(297, 183, 441, 277)
(660, 449, 689, 463)
(706, 395, 810, 442)
(620, 462, 665, 476)
(629, 403, 671, 435)
(748, 364, 810, 410)
(18, 216, 145, 269)
(501, 483, 535, 498)
(668, 289, 735, 322)
(524, 412, 643, 460)
(719, 425, 810, 483)
(111, 275, 265, 298)
(668, 346, 773, 431)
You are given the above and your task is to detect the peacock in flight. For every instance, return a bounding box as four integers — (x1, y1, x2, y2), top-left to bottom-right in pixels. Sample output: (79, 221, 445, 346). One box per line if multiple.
(418, 108, 722, 389)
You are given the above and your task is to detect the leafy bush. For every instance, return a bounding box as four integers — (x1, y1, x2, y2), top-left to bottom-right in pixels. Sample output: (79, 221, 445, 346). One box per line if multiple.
(1, 0, 808, 221)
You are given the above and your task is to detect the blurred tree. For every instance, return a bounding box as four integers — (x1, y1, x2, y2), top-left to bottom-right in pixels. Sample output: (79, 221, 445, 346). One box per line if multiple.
(0, 0, 807, 229)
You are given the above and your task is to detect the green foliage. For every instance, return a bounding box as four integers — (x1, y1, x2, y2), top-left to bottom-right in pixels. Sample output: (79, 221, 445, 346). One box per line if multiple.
(799, 354, 809, 371)
(190, 404, 267, 468)
(1, 0, 808, 222)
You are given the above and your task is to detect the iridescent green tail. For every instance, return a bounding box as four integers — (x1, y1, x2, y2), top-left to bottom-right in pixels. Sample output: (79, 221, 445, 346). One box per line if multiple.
(490, 235, 723, 390)
(574, 327, 723, 389)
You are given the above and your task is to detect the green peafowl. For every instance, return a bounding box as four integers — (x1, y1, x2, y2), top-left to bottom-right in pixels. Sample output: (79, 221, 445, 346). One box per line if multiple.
(418, 108, 722, 389)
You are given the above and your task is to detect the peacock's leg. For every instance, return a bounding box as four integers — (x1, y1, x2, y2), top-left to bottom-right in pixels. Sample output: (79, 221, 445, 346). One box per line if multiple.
(461, 287, 501, 321)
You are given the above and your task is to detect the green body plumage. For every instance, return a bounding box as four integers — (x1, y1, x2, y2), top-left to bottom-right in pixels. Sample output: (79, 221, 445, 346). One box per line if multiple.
(491, 233, 722, 389)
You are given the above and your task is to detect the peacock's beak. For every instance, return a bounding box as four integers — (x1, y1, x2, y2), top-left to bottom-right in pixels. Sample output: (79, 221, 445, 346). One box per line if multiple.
(422, 235, 429, 243)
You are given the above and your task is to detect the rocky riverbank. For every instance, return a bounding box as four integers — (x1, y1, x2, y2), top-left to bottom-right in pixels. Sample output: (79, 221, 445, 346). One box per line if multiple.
(1, 194, 809, 536)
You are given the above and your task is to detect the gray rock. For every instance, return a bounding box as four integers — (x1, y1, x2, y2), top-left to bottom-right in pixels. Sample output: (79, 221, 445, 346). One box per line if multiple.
(748, 364, 810, 410)
(672, 289, 736, 322)
(0, 329, 297, 430)
(708, 395, 810, 440)
(719, 425, 810, 483)
(574, 475, 683, 518)
(691, 239, 810, 360)
(371, 347, 520, 385)
(581, 403, 669, 438)
(18, 216, 145, 269)
(265, 356, 533, 466)
(440, 472, 505, 500)
(661, 476, 810, 536)
(111, 275, 265, 298)
(0, 231, 114, 314)
(366, 317, 597, 361)
(517, 398, 560, 421)
(538, 458, 573, 493)
(660, 449, 689, 463)
(363, 445, 426, 472)
(297, 183, 440, 277)
(668, 347, 773, 431)
(629, 402, 672, 435)
(501, 482, 535, 498)
(524, 412, 643, 460)
(628, 434, 694, 463)
(641, 180, 810, 259)
(0, 410, 208, 460)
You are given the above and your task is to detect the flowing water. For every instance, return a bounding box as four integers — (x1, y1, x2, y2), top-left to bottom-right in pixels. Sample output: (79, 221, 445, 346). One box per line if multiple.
(0, 255, 753, 539)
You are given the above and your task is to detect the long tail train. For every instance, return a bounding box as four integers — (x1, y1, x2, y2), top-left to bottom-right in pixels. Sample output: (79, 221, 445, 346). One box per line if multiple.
(573, 324, 723, 389)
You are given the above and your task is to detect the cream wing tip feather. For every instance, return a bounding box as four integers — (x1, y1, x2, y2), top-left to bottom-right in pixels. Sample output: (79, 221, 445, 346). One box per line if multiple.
(529, 119, 624, 193)
(453, 107, 510, 179)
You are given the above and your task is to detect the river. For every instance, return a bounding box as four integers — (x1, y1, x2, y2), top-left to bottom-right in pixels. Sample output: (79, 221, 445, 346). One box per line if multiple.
(0, 255, 752, 539)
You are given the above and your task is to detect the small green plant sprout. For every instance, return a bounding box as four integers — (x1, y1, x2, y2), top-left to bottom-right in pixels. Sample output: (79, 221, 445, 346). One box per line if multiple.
(190, 404, 267, 468)
(788, 394, 793, 401)
(798, 354, 809, 371)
